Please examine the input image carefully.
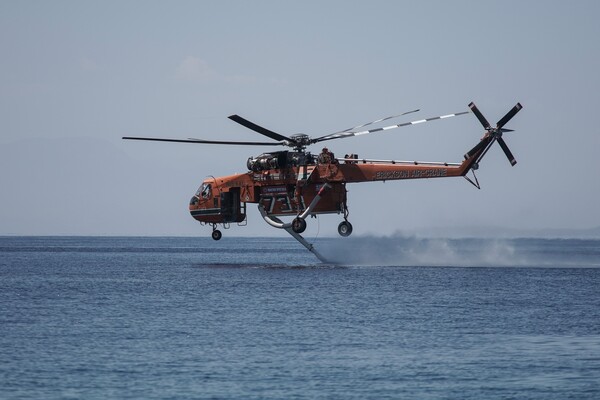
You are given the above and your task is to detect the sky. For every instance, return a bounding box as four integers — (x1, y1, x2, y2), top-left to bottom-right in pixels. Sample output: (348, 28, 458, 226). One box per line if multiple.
(1, 1, 599, 237)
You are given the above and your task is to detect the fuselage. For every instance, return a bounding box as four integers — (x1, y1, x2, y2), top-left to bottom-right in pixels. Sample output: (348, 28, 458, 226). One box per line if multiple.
(188, 149, 475, 225)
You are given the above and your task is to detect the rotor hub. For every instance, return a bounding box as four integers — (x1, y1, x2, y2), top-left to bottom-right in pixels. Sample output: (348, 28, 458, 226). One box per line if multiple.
(288, 134, 311, 150)
(290, 134, 310, 143)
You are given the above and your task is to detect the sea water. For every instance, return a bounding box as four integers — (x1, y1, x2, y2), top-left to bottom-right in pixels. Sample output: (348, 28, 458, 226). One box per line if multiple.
(1, 236, 599, 399)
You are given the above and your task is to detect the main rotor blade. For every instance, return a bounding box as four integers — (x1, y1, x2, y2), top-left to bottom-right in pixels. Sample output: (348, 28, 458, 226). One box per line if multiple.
(496, 102, 523, 129)
(228, 114, 292, 142)
(468, 102, 491, 130)
(497, 137, 517, 166)
(313, 111, 469, 143)
(122, 136, 283, 146)
(333, 109, 420, 134)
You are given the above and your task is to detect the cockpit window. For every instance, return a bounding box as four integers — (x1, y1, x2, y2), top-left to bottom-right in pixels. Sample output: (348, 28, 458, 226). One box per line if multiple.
(199, 183, 211, 199)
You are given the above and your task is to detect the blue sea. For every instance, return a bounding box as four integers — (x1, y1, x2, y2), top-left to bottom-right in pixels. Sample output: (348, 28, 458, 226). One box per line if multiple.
(1, 236, 600, 399)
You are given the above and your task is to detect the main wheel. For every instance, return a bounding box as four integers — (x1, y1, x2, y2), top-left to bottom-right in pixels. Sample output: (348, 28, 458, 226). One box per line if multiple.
(211, 230, 222, 241)
(337, 221, 353, 237)
(292, 218, 307, 234)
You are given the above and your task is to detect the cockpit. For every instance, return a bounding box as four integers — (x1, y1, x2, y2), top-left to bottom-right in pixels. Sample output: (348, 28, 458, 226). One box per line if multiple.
(199, 183, 212, 199)
(190, 182, 212, 206)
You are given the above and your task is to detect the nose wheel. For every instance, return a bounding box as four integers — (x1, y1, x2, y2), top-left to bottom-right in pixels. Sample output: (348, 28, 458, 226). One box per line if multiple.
(338, 221, 353, 237)
(211, 228, 222, 241)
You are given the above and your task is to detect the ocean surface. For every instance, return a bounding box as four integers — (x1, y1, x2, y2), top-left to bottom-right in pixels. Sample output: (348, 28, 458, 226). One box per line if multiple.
(1, 236, 599, 399)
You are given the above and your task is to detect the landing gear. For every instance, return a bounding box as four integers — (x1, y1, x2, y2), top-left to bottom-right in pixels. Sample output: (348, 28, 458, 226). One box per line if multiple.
(211, 227, 222, 241)
(338, 195, 353, 237)
(338, 221, 353, 237)
(292, 217, 307, 234)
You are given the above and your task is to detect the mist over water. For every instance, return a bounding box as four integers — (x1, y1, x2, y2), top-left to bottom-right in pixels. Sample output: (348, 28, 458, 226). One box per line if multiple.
(318, 235, 600, 267)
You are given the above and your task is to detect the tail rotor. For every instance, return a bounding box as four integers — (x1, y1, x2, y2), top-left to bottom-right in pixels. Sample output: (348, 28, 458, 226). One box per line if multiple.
(465, 102, 522, 166)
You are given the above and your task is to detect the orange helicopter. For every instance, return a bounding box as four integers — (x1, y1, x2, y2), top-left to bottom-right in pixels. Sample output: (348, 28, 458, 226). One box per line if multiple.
(124, 102, 522, 259)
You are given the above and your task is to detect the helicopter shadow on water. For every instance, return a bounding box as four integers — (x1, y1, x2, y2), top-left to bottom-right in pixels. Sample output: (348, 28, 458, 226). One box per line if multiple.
(189, 262, 346, 270)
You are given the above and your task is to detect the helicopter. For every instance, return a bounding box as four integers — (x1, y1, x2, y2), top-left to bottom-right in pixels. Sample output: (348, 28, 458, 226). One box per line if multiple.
(123, 101, 522, 257)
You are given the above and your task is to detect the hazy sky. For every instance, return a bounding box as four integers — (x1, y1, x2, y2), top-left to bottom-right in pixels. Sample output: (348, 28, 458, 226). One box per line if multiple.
(1, 1, 599, 237)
